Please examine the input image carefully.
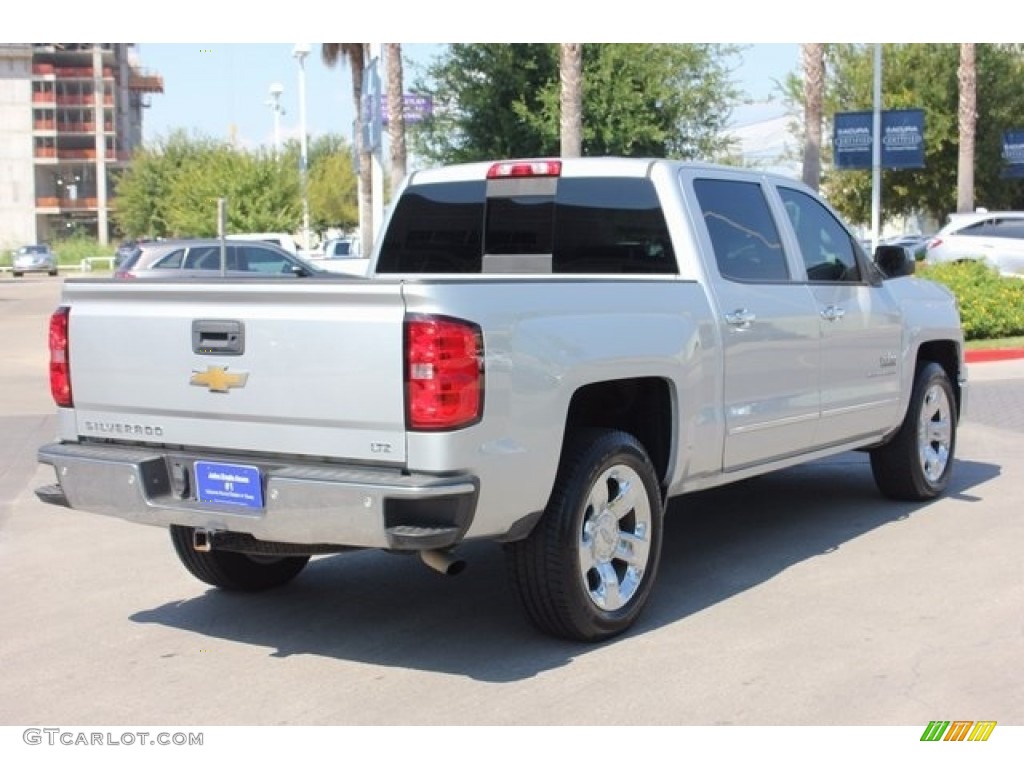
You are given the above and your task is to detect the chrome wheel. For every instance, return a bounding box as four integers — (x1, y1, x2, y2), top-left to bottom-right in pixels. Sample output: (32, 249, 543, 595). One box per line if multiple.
(870, 362, 957, 501)
(578, 464, 653, 612)
(917, 382, 953, 483)
(505, 429, 664, 641)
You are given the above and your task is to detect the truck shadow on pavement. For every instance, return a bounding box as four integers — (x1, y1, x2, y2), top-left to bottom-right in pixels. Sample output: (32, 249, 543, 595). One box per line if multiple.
(130, 452, 999, 682)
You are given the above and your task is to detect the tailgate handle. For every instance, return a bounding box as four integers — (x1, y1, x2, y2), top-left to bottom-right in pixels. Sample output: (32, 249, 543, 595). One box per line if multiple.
(192, 319, 245, 356)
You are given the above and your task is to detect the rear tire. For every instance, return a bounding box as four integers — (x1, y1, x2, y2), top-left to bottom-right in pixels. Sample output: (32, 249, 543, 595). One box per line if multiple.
(506, 429, 664, 642)
(169, 525, 309, 591)
(870, 362, 957, 500)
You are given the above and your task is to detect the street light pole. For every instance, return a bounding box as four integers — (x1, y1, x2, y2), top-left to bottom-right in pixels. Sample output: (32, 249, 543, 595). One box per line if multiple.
(266, 82, 284, 157)
(293, 43, 312, 254)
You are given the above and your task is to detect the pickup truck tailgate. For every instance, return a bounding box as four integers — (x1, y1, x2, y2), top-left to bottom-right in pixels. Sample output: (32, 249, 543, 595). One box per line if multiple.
(61, 279, 409, 463)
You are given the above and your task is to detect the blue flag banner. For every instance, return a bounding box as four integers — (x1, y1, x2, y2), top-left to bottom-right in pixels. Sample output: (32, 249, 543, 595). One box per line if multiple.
(1002, 130, 1024, 178)
(881, 109, 925, 169)
(834, 109, 925, 170)
(834, 111, 873, 170)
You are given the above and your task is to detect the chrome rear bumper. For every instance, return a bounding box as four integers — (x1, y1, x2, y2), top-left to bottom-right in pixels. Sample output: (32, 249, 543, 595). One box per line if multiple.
(37, 442, 478, 551)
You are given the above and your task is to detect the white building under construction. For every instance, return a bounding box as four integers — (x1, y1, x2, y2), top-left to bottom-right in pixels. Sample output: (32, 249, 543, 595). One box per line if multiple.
(0, 43, 162, 249)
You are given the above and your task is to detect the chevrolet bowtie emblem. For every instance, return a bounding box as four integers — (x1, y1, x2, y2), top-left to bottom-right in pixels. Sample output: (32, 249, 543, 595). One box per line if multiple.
(190, 366, 249, 393)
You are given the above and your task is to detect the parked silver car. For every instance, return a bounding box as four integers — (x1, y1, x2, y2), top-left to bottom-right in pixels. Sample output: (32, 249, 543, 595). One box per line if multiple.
(113, 239, 323, 279)
(11, 244, 58, 277)
(925, 211, 1024, 276)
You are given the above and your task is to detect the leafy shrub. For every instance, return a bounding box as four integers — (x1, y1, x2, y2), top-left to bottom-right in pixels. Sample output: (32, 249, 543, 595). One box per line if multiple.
(918, 262, 1024, 340)
(51, 236, 116, 271)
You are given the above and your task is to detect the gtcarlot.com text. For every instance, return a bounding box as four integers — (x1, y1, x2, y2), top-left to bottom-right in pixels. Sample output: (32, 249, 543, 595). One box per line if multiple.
(23, 729, 203, 747)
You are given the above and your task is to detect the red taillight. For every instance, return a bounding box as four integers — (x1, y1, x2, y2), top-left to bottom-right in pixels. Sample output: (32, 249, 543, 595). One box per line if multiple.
(405, 316, 483, 431)
(927, 237, 942, 249)
(486, 160, 562, 179)
(49, 306, 73, 407)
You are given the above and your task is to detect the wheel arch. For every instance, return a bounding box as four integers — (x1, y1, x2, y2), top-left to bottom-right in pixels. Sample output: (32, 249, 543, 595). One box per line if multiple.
(916, 339, 964, 421)
(561, 377, 674, 491)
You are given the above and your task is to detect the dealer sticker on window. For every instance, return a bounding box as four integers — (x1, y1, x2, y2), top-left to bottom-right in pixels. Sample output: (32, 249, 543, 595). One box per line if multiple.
(194, 461, 264, 509)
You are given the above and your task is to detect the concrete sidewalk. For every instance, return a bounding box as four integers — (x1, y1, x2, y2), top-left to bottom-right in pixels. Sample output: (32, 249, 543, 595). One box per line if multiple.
(967, 357, 1024, 383)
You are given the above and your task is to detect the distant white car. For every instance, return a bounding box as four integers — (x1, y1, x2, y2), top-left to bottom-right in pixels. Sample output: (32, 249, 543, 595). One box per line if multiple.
(925, 211, 1024, 276)
(318, 237, 369, 276)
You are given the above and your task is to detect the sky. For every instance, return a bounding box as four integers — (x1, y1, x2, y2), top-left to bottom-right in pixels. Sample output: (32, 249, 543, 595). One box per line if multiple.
(15, 0, 1008, 162)
(134, 43, 801, 152)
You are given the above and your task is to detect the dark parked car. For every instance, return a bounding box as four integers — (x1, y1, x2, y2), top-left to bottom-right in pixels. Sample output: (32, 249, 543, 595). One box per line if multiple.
(11, 244, 58, 277)
(114, 239, 323, 279)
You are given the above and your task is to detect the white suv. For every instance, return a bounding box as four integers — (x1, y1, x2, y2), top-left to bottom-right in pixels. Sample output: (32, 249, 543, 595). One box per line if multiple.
(925, 211, 1024, 277)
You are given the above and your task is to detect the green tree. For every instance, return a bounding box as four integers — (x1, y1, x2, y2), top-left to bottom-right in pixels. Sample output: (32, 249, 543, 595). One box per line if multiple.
(412, 43, 740, 163)
(113, 130, 222, 237)
(308, 145, 359, 231)
(412, 44, 556, 163)
(113, 132, 358, 240)
(163, 146, 299, 236)
(787, 44, 1024, 225)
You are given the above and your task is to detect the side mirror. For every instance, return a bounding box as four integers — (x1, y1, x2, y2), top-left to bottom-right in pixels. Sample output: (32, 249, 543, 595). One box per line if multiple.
(874, 244, 915, 278)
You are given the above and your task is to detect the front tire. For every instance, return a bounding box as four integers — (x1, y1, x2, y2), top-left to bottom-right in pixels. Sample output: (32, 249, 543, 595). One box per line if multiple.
(870, 362, 957, 500)
(170, 525, 309, 591)
(506, 429, 664, 642)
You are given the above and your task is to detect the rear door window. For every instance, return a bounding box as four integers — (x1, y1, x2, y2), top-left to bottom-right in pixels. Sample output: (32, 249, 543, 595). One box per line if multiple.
(694, 178, 790, 281)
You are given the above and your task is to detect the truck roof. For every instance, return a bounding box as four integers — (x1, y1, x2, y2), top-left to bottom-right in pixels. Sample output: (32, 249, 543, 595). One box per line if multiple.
(407, 156, 802, 186)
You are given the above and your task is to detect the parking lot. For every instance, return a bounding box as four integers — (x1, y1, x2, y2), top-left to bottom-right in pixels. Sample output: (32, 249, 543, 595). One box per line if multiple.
(1, 277, 1021, 740)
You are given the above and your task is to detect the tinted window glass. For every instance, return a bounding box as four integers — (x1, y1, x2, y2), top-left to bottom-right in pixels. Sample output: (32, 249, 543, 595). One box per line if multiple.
(553, 178, 676, 274)
(184, 246, 225, 270)
(377, 181, 485, 273)
(377, 176, 676, 274)
(779, 187, 861, 282)
(238, 245, 292, 273)
(485, 196, 555, 255)
(694, 179, 789, 281)
(962, 218, 1024, 239)
(154, 248, 186, 269)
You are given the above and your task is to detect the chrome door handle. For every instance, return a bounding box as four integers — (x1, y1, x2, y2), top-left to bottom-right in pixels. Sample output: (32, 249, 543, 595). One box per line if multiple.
(820, 305, 846, 322)
(725, 308, 756, 329)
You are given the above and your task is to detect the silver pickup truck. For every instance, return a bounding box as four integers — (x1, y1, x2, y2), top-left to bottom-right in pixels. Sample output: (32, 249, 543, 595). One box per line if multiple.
(36, 158, 966, 641)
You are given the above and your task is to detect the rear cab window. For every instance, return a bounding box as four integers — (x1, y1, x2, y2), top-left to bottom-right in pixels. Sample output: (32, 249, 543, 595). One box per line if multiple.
(377, 166, 677, 275)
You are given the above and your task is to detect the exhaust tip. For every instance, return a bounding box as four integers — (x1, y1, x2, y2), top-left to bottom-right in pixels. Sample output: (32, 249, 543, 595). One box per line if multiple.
(420, 548, 467, 576)
(192, 528, 213, 552)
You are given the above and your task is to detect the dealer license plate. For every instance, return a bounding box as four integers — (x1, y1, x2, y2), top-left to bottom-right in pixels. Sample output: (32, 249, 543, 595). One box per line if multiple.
(194, 461, 264, 509)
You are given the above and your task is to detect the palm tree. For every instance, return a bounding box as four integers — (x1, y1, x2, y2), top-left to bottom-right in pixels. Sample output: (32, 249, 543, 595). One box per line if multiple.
(801, 44, 825, 191)
(322, 43, 372, 255)
(559, 44, 583, 157)
(956, 43, 977, 213)
(385, 44, 407, 196)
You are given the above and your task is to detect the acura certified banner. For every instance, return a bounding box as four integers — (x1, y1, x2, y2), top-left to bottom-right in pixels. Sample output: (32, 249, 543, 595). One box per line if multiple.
(1002, 130, 1024, 178)
(834, 109, 925, 170)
